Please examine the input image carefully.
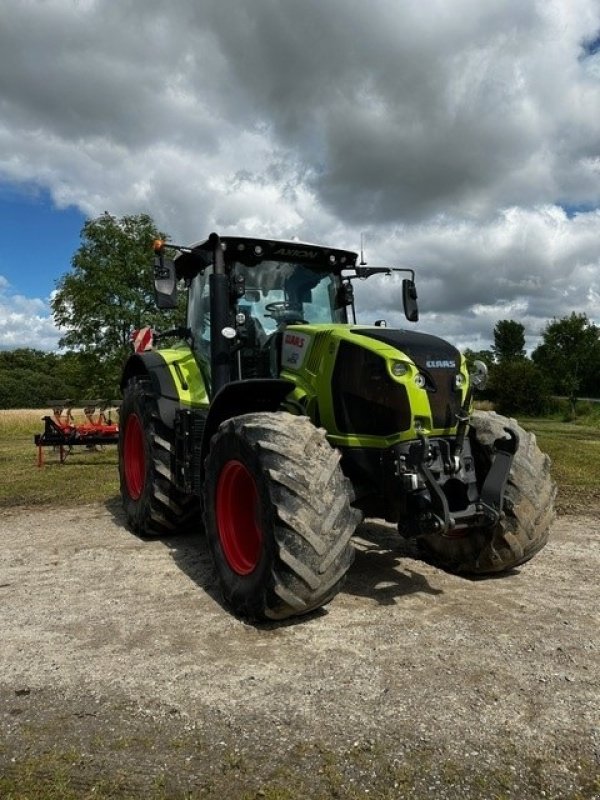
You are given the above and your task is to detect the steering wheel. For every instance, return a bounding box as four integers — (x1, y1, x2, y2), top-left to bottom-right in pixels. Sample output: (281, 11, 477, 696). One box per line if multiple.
(264, 301, 308, 325)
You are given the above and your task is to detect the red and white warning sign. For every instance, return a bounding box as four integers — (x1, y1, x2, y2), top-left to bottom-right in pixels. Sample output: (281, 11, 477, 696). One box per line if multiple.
(131, 326, 153, 353)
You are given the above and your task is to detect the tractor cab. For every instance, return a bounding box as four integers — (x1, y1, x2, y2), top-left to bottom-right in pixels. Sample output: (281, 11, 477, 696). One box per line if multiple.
(185, 253, 352, 384)
(153, 233, 419, 394)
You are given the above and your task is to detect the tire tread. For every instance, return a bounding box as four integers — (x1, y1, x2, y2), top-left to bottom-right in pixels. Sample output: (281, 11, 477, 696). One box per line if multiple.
(203, 411, 361, 620)
(416, 410, 556, 574)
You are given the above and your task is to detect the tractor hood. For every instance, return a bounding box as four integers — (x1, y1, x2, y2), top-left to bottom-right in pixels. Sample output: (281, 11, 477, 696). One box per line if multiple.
(335, 327, 464, 432)
(350, 328, 461, 372)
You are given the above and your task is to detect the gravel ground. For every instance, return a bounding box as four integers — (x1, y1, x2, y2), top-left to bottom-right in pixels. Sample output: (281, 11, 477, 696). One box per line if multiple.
(0, 501, 598, 799)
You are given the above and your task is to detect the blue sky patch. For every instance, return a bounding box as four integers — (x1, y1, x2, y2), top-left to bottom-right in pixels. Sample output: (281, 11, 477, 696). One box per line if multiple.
(0, 184, 86, 299)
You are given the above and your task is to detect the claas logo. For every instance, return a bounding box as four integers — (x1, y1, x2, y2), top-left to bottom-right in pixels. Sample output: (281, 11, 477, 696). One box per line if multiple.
(285, 334, 305, 348)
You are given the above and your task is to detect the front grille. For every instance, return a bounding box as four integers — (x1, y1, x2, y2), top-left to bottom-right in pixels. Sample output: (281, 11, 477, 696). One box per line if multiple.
(351, 328, 463, 430)
(332, 342, 411, 436)
(425, 367, 462, 429)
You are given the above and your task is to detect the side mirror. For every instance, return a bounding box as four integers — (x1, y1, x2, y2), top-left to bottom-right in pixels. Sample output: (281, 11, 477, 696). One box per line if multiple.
(402, 279, 419, 322)
(470, 360, 489, 391)
(154, 255, 178, 309)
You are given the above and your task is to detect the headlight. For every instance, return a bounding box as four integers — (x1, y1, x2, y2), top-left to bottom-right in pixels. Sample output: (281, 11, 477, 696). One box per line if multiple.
(414, 373, 426, 389)
(454, 374, 465, 390)
(391, 360, 408, 377)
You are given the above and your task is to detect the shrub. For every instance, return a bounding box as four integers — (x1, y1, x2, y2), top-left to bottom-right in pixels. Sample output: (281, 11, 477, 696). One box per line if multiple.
(489, 360, 551, 416)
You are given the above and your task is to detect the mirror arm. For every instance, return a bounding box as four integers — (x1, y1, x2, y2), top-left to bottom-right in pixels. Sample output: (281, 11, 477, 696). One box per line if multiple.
(346, 266, 415, 282)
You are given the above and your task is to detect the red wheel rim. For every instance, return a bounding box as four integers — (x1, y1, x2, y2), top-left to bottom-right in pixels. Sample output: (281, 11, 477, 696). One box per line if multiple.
(216, 460, 262, 575)
(123, 413, 145, 500)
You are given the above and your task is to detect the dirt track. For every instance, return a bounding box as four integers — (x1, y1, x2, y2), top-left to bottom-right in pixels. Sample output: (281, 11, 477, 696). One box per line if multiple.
(0, 502, 598, 798)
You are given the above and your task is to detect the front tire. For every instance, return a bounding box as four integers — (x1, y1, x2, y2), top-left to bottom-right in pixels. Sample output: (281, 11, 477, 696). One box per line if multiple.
(203, 412, 361, 621)
(415, 411, 556, 574)
(119, 376, 199, 536)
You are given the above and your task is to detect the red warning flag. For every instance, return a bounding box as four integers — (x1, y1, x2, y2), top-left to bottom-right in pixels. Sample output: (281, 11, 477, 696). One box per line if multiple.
(131, 327, 153, 353)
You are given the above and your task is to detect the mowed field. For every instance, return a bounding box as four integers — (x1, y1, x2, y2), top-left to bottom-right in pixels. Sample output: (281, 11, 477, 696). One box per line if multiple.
(0, 408, 599, 800)
(2, 407, 598, 515)
(0, 408, 120, 509)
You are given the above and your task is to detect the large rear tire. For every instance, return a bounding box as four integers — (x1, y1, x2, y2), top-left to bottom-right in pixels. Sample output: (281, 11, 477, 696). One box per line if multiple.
(119, 377, 199, 537)
(203, 412, 361, 621)
(415, 411, 556, 574)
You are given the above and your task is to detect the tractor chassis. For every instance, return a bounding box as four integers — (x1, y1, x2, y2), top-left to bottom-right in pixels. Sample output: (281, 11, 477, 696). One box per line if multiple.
(339, 425, 518, 538)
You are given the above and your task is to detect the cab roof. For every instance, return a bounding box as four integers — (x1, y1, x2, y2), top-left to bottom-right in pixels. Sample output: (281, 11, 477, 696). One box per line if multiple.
(174, 235, 358, 279)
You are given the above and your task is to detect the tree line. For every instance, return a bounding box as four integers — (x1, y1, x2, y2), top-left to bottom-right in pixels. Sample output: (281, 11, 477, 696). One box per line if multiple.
(0, 212, 598, 413)
(0, 213, 183, 409)
(0, 349, 104, 409)
(465, 315, 600, 416)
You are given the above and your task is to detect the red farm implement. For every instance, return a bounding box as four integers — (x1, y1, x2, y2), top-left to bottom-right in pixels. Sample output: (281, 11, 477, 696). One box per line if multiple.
(34, 400, 119, 466)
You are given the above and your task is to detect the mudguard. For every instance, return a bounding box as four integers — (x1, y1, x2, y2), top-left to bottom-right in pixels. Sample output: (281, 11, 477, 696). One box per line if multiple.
(120, 347, 208, 429)
(198, 378, 294, 480)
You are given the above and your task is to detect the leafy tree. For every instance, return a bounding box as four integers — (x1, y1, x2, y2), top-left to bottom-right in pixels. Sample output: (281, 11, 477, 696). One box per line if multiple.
(52, 212, 183, 396)
(492, 319, 526, 363)
(0, 348, 91, 408)
(532, 313, 600, 411)
(489, 360, 551, 416)
(462, 348, 495, 370)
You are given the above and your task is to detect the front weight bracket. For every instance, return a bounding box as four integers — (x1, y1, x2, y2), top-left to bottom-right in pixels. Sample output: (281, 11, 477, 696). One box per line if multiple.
(479, 427, 519, 519)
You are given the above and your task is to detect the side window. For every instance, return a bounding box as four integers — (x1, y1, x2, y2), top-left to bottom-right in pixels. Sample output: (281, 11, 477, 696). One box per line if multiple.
(187, 267, 213, 388)
(302, 275, 344, 323)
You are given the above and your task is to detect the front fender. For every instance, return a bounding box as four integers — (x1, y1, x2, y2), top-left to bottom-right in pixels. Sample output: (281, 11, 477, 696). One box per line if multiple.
(199, 378, 294, 479)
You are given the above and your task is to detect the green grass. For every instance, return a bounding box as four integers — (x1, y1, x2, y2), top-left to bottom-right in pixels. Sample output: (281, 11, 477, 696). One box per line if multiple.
(0, 409, 119, 510)
(1, 408, 599, 513)
(0, 741, 598, 800)
(518, 416, 600, 514)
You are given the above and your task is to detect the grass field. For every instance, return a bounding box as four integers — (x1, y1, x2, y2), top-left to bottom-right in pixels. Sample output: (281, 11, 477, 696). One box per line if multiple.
(518, 416, 600, 514)
(0, 409, 120, 510)
(1, 407, 598, 514)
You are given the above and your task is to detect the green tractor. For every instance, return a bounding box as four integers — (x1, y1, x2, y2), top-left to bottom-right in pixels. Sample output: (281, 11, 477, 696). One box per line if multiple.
(119, 233, 555, 620)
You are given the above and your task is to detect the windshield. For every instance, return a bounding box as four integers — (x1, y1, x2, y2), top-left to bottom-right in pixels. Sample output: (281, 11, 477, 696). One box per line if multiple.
(186, 260, 348, 391)
(234, 261, 346, 333)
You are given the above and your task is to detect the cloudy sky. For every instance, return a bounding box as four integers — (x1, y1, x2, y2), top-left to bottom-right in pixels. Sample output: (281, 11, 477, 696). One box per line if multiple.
(1, 0, 599, 353)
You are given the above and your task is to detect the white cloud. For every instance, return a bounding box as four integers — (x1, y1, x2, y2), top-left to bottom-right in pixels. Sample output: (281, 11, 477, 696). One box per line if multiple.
(0, 278, 60, 351)
(352, 205, 600, 347)
(0, 0, 599, 350)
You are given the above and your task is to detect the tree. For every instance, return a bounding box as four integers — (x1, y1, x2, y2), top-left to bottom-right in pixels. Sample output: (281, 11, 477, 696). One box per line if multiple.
(532, 313, 600, 412)
(492, 319, 526, 363)
(489, 360, 551, 416)
(52, 213, 183, 396)
(0, 349, 91, 408)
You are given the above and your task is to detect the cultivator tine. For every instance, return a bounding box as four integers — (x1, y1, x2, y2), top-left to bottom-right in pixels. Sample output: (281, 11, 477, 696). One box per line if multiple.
(34, 399, 120, 466)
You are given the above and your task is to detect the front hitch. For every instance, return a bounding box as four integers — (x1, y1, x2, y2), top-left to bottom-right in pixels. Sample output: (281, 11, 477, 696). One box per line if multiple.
(410, 426, 519, 537)
(410, 433, 452, 535)
(478, 427, 519, 521)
